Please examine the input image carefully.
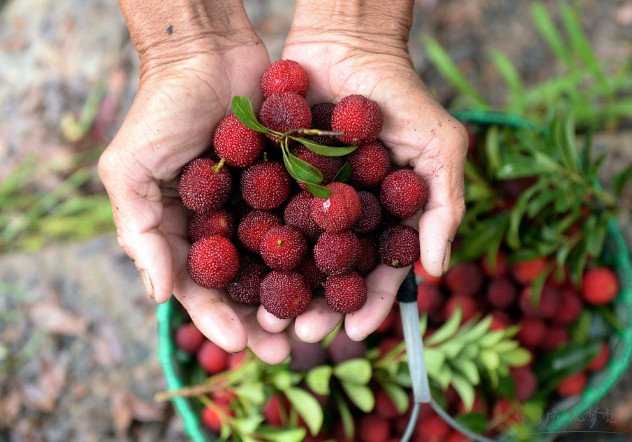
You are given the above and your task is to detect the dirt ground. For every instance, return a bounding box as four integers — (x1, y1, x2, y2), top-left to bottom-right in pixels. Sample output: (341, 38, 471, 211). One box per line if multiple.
(1, 0, 631, 441)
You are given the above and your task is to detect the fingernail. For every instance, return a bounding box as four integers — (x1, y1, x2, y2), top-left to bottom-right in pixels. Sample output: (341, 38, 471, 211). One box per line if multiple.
(140, 269, 154, 300)
(442, 241, 452, 273)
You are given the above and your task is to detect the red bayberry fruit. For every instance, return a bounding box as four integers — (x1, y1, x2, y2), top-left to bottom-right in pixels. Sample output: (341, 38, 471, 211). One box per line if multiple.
(332, 95, 383, 144)
(415, 412, 450, 442)
(259, 92, 312, 133)
(237, 210, 281, 252)
(260, 271, 312, 319)
(241, 162, 290, 210)
(228, 351, 247, 369)
(260, 226, 307, 271)
(354, 191, 382, 233)
(380, 169, 428, 219)
(311, 182, 362, 232)
(554, 289, 583, 324)
(197, 340, 229, 374)
(314, 231, 360, 275)
(556, 372, 587, 397)
(263, 394, 286, 426)
(517, 318, 546, 348)
(490, 311, 510, 331)
(445, 262, 484, 297)
(187, 236, 239, 288)
(178, 158, 232, 213)
(188, 210, 234, 242)
(376, 308, 397, 334)
(457, 394, 487, 415)
(201, 404, 231, 432)
(311, 102, 335, 130)
(260, 59, 309, 97)
(446, 432, 471, 442)
(212, 389, 236, 406)
(379, 225, 420, 268)
(359, 414, 390, 442)
(444, 295, 477, 322)
(328, 330, 366, 363)
(226, 259, 265, 305)
(213, 114, 264, 167)
(414, 260, 441, 284)
(294, 146, 342, 184)
(298, 257, 326, 289)
(519, 285, 560, 319)
(482, 251, 509, 277)
(587, 343, 610, 371)
(417, 282, 443, 314)
(356, 236, 378, 275)
(349, 141, 391, 188)
(512, 257, 547, 284)
(379, 337, 400, 357)
(541, 326, 569, 351)
(175, 323, 204, 354)
(487, 277, 517, 309)
(284, 191, 321, 238)
(511, 366, 537, 401)
(491, 399, 522, 430)
(582, 267, 619, 305)
(375, 390, 400, 418)
(324, 272, 367, 313)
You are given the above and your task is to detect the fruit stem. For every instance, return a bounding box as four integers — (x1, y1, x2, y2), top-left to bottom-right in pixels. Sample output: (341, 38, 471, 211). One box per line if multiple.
(213, 158, 226, 173)
(285, 128, 342, 137)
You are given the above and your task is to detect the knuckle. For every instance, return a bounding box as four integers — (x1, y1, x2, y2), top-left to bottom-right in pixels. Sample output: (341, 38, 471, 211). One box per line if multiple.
(97, 149, 119, 183)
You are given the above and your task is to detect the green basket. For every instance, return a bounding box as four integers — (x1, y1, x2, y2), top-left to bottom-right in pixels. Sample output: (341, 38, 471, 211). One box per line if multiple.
(157, 219, 632, 441)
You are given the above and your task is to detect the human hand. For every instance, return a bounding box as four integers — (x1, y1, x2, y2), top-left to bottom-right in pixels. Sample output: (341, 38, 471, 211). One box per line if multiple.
(257, 0, 467, 342)
(99, 0, 289, 363)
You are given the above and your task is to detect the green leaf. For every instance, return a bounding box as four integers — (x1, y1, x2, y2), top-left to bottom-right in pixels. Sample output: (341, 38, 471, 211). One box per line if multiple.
(452, 215, 509, 263)
(306, 366, 332, 396)
(456, 413, 487, 434)
(452, 359, 480, 385)
(451, 373, 475, 411)
(272, 370, 298, 391)
(303, 182, 331, 198)
(291, 137, 357, 157)
(480, 349, 500, 371)
(500, 348, 532, 367)
(554, 113, 579, 171)
(232, 415, 264, 434)
(283, 150, 324, 184)
(478, 330, 505, 348)
(614, 165, 632, 197)
(529, 265, 551, 307)
(231, 96, 269, 133)
(484, 127, 501, 176)
(380, 381, 409, 414)
(334, 359, 372, 384)
(423, 37, 487, 108)
(489, 50, 524, 109)
(234, 382, 265, 405)
(531, 3, 573, 69)
(341, 382, 374, 413)
(284, 388, 323, 436)
(257, 427, 306, 442)
(423, 347, 445, 378)
(427, 308, 462, 345)
(434, 365, 452, 389)
(335, 395, 355, 440)
(333, 162, 353, 183)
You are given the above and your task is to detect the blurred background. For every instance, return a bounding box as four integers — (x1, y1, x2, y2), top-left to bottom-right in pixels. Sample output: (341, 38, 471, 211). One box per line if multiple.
(0, 0, 631, 441)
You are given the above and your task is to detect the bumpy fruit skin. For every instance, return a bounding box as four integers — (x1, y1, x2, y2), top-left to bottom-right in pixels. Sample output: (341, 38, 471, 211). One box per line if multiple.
(260, 226, 307, 271)
(354, 191, 382, 233)
(482, 251, 509, 277)
(487, 277, 517, 309)
(226, 259, 265, 305)
(294, 146, 342, 184)
(375, 390, 400, 418)
(237, 210, 281, 252)
(444, 295, 477, 322)
(297, 257, 326, 289)
(556, 372, 587, 397)
(331, 95, 383, 144)
(175, 323, 204, 354)
(511, 366, 537, 401)
(358, 414, 390, 442)
(519, 285, 560, 319)
(178, 158, 232, 213)
(356, 236, 378, 275)
(201, 405, 231, 432)
(187, 236, 239, 288)
(188, 210, 234, 242)
(582, 267, 619, 305)
(328, 330, 366, 363)
(260, 271, 312, 319)
(241, 162, 291, 209)
(314, 231, 360, 275)
(289, 338, 328, 371)
(554, 289, 583, 324)
(415, 413, 450, 442)
(517, 318, 546, 348)
(512, 257, 547, 284)
(310, 102, 336, 145)
(263, 394, 285, 427)
(380, 169, 428, 219)
(540, 326, 568, 351)
(260, 60, 309, 97)
(197, 340, 229, 374)
(417, 282, 443, 314)
(213, 114, 264, 167)
(324, 272, 367, 313)
(259, 92, 312, 133)
(311, 182, 362, 232)
(587, 343, 610, 371)
(283, 191, 321, 239)
(349, 141, 391, 187)
(445, 262, 484, 297)
(379, 225, 420, 268)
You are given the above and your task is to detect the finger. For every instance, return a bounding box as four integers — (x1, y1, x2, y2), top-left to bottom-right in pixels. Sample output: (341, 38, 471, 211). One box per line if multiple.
(257, 306, 292, 333)
(345, 264, 409, 341)
(294, 298, 342, 343)
(236, 306, 290, 365)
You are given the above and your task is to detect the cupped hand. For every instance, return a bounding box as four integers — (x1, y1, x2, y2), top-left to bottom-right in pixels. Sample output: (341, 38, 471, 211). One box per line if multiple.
(258, 17, 468, 342)
(98, 34, 289, 364)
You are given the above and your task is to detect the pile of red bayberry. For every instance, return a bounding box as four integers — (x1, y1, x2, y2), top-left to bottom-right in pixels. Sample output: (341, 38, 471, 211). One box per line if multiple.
(179, 59, 427, 319)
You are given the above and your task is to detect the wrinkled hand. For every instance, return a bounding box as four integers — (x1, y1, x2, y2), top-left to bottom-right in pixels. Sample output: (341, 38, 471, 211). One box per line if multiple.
(98, 34, 290, 364)
(257, 9, 468, 343)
